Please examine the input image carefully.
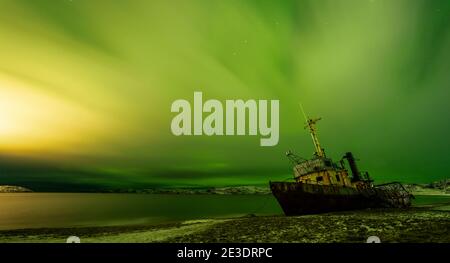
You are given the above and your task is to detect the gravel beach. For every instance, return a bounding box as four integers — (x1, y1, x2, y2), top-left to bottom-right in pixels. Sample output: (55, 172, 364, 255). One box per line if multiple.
(0, 204, 448, 243)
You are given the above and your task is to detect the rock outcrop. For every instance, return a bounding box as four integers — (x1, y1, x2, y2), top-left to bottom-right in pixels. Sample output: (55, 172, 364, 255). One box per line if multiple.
(0, 185, 33, 193)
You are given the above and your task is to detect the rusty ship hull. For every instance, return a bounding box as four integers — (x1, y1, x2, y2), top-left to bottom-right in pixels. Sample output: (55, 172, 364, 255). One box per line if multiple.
(270, 181, 411, 216)
(270, 111, 413, 216)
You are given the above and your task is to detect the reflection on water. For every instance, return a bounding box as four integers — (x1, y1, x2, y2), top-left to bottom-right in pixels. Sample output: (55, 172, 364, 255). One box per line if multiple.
(0, 193, 448, 230)
(0, 193, 282, 230)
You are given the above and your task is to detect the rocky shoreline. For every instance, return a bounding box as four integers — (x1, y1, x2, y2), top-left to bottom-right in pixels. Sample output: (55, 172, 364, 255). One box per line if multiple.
(0, 204, 448, 243)
(167, 207, 450, 243)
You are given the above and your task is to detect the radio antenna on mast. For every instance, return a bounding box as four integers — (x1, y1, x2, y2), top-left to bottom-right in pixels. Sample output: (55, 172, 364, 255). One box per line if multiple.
(299, 103, 308, 122)
(299, 103, 325, 158)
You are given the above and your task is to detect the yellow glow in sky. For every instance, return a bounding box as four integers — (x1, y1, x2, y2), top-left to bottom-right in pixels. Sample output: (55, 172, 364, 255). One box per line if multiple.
(0, 75, 108, 154)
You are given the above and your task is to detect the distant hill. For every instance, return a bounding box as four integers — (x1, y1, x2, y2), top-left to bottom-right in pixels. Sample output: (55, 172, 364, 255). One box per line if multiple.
(404, 179, 449, 195)
(2, 179, 447, 195)
(0, 185, 33, 193)
(101, 186, 271, 195)
(102, 181, 449, 195)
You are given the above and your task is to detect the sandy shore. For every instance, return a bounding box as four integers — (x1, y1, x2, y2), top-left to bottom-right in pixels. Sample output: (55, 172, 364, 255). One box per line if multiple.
(0, 203, 449, 243)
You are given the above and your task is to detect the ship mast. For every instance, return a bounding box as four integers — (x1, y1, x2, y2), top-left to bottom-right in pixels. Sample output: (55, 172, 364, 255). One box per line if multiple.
(300, 104, 325, 158)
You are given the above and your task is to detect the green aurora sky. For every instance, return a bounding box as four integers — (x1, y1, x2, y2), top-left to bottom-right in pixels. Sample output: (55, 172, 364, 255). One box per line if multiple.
(0, 0, 449, 191)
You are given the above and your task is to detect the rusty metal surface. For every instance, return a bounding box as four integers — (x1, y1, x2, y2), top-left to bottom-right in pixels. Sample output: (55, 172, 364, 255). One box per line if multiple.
(270, 181, 413, 216)
(374, 182, 414, 208)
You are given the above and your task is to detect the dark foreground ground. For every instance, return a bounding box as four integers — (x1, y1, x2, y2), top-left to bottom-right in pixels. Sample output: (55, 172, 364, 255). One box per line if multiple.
(168, 208, 450, 243)
(0, 204, 449, 243)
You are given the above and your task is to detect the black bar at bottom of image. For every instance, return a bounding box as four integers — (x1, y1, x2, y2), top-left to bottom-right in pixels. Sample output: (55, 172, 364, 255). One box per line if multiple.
(0, 243, 448, 262)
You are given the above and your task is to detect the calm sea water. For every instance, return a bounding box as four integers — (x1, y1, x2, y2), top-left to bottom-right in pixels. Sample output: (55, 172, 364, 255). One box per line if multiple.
(0, 193, 448, 230)
(0, 193, 282, 230)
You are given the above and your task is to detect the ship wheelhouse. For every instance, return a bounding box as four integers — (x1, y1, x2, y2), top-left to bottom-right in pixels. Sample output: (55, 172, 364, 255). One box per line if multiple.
(293, 157, 352, 187)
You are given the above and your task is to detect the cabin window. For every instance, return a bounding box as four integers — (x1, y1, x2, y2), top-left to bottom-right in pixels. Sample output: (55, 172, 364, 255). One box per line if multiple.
(324, 160, 332, 166)
(316, 176, 323, 182)
(336, 174, 341, 182)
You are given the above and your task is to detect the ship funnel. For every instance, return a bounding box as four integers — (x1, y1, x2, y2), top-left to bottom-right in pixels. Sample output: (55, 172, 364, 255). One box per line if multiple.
(344, 152, 361, 182)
